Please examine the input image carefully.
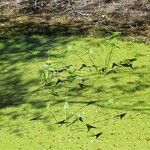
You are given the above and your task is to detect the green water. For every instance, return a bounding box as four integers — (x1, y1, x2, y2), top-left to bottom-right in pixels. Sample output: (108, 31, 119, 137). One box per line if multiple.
(0, 36, 150, 150)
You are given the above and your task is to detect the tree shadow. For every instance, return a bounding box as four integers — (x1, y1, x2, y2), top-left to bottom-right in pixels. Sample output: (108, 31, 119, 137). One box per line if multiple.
(25, 64, 150, 115)
(0, 35, 73, 109)
(0, 35, 150, 134)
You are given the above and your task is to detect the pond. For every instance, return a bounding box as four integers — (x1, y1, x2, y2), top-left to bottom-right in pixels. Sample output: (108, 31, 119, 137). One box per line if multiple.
(0, 35, 150, 149)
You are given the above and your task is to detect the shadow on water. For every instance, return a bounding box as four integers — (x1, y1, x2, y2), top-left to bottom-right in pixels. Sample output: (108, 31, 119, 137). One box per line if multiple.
(0, 35, 150, 132)
(0, 35, 72, 109)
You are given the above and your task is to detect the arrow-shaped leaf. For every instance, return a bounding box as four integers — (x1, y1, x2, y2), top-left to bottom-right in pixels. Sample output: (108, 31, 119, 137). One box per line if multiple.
(90, 132, 103, 139)
(116, 113, 127, 119)
(86, 124, 96, 131)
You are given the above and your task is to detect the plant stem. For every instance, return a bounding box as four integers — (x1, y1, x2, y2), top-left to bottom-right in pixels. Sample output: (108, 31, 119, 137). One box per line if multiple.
(74, 51, 86, 64)
(88, 50, 98, 73)
(104, 44, 114, 72)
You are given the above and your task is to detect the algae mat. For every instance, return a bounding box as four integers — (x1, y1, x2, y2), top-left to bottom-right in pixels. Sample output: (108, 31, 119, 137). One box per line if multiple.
(0, 36, 150, 150)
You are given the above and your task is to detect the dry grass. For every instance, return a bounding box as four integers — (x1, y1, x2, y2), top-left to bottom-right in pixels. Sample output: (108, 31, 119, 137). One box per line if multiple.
(0, 0, 149, 40)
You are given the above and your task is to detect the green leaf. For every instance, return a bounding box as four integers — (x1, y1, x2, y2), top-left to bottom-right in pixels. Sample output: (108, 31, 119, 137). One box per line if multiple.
(64, 101, 69, 110)
(43, 63, 49, 68)
(87, 48, 93, 54)
(47, 102, 50, 110)
(112, 31, 122, 37)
